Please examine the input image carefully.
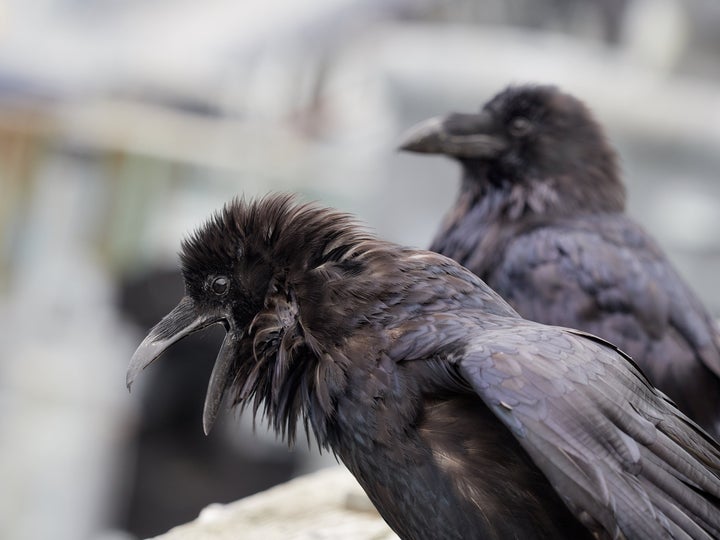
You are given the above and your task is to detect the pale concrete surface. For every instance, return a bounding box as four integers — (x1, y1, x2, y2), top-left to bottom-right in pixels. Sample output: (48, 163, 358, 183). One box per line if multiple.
(151, 466, 399, 540)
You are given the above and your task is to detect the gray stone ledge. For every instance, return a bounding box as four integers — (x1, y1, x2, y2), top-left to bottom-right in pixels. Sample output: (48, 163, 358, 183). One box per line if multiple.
(151, 466, 399, 540)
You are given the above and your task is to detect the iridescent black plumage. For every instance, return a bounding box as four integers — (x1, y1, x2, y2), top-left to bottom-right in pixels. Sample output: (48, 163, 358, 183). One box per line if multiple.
(129, 195, 720, 539)
(400, 84, 720, 438)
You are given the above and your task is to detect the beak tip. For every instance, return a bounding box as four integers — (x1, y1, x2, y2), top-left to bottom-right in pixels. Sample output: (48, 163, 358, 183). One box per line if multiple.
(397, 140, 422, 153)
(397, 123, 442, 154)
(126, 348, 149, 393)
(202, 393, 218, 436)
(397, 116, 447, 155)
(202, 411, 216, 436)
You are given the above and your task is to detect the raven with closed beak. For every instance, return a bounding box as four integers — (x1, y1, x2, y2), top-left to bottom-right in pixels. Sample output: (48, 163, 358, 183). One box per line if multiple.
(399, 84, 720, 439)
(128, 195, 720, 539)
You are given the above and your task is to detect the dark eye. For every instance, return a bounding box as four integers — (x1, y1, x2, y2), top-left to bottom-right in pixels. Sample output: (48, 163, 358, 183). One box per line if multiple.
(509, 116, 532, 137)
(210, 276, 229, 296)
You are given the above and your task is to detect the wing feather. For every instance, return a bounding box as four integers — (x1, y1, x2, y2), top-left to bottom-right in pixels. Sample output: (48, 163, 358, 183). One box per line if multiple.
(455, 320, 720, 539)
(485, 218, 720, 436)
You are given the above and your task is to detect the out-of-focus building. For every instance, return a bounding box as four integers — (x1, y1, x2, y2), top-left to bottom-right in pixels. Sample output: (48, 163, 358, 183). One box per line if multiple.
(1, 1, 719, 539)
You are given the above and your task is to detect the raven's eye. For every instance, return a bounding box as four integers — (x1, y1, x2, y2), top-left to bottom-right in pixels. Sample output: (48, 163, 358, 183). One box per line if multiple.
(210, 276, 229, 296)
(509, 116, 532, 137)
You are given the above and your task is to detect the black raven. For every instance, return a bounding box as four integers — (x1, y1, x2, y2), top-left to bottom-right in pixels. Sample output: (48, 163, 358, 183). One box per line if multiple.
(117, 268, 298, 538)
(399, 84, 720, 439)
(128, 194, 720, 539)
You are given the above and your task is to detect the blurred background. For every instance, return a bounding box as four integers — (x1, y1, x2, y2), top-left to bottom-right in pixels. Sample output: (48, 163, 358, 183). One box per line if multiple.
(1, 1, 720, 539)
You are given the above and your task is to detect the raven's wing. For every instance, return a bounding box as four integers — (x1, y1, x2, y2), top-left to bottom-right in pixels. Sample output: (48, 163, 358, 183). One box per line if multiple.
(486, 216, 720, 436)
(453, 319, 720, 539)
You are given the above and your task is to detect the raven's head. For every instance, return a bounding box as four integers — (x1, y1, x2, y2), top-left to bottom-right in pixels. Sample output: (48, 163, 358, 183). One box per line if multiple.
(126, 194, 373, 440)
(399, 84, 625, 215)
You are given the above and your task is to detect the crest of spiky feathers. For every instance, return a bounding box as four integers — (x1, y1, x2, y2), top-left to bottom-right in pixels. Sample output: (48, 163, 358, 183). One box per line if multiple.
(178, 194, 383, 448)
(179, 194, 376, 281)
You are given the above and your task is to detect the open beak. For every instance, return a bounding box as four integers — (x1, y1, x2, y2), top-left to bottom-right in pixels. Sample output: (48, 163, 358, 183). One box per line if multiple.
(126, 295, 239, 435)
(398, 112, 508, 158)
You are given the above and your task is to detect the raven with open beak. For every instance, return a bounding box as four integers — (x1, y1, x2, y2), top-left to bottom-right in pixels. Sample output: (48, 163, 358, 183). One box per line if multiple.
(127, 194, 720, 539)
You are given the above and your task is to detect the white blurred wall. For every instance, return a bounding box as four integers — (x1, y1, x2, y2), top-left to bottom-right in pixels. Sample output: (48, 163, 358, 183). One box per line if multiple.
(1, 1, 719, 539)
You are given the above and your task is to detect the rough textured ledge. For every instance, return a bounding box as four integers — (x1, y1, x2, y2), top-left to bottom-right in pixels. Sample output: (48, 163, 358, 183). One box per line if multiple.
(151, 466, 399, 540)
